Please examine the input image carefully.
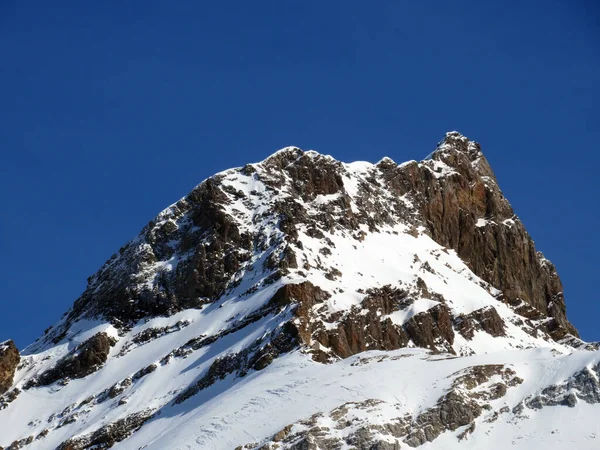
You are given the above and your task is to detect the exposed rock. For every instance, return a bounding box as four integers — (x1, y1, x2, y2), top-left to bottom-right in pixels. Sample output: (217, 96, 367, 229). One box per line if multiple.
(107, 378, 132, 400)
(174, 320, 299, 405)
(404, 304, 455, 353)
(404, 391, 482, 447)
(525, 362, 600, 409)
(558, 335, 600, 351)
(455, 306, 506, 340)
(268, 282, 330, 344)
(118, 320, 190, 356)
(56, 409, 155, 450)
(31, 333, 117, 387)
(35, 429, 49, 440)
(37, 176, 255, 348)
(402, 364, 523, 447)
(5, 435, 34, 450)
(0, 388, 20, 410)
(309, 287, 411, 360)
(0, 341, 20, 395)
(132, 364, 157, 381)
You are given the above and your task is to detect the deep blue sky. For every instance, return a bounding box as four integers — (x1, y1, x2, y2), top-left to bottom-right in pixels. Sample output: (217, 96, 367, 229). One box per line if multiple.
(1, 1, 598, 348)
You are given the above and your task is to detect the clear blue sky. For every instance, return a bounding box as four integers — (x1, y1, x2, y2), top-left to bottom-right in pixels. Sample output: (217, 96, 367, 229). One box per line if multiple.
(1, 1, 598, 348)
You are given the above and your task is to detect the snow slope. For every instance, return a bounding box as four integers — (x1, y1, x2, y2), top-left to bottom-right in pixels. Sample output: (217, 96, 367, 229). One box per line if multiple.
(124, 348, 600, 450)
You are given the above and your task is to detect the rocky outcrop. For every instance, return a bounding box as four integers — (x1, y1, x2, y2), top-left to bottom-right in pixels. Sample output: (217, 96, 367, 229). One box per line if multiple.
(173, 321, 299, 405)
(273, 284, 458, 361)
(260, 148, 346, 202)
(117, 320, 190, 357)
(56, 409, 155, 450)
(0, 387, 20, 410)
(0, 341, 19, 395)
(292, 285, 410, 360)
(524, 362, 600, 410)
(455, 306, 506, 340)
(404, 304, 455, 354)
(29, 333, 117, 387)
(37, 177, 256, 348)
(311, 305, 410, 361)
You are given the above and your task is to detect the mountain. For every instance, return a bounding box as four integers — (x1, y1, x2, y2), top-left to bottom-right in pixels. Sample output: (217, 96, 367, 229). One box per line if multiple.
(1, 132, 598, 450)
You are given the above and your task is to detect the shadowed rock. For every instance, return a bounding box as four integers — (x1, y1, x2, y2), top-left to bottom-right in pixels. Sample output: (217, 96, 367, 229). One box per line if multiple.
(0, 341, 20, 395)
(32, 333, 117, 387)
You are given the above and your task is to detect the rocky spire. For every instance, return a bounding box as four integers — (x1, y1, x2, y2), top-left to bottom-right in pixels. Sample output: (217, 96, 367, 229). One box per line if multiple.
(381, 132, 578, 338)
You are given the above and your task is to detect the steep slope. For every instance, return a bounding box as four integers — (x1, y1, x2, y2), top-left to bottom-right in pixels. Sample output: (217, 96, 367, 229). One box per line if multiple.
(0, 132, 596, 450)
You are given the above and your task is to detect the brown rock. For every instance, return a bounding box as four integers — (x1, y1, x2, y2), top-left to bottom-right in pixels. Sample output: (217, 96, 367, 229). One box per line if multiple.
(456, 306, 506, 340)
(404, 304, 455, 353)
(379, 132, 578, 339)
(0, 341, 20, 395)
(317, 302, 410, 359)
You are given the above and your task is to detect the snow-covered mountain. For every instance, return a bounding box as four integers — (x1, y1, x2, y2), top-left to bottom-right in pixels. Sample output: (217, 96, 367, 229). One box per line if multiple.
(1, 132, 598, 450)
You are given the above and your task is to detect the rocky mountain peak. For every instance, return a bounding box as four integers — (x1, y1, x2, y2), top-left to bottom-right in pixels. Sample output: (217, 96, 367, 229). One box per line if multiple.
(259, 145, 304, 168)
(428, 131, 496, 182)
(0, 133, 595, 450)
(436, 130, 475, 151)
(25, 133, 578, 353)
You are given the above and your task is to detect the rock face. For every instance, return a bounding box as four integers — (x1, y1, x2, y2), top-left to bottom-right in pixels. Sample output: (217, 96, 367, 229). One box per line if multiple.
(456, 306, 506, 340)
(308, 286, 412, 360)
(0, 341, 19, 395)
(375, 132, 576, 338)
(43, 177, 254, 345)
(270, 282, 458, 361)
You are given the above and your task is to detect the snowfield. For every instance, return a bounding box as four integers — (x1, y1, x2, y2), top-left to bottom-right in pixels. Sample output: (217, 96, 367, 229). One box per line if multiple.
(121, 348, 600, 450)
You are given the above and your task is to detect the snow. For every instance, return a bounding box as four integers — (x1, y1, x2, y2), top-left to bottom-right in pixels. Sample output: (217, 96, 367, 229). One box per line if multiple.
(398, 159, 417, 168)
(477, 217, 517, 229)
(421, 159, 459, 178)
(387, 299, 441, 325)
(476, 218, 490, 227)
(313, 192, 342, 205)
